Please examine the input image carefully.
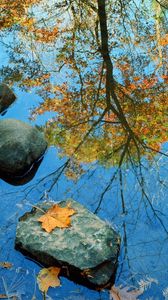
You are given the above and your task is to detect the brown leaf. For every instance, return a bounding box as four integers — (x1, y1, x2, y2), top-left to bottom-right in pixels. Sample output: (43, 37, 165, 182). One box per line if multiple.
(110, 285, 143, 300)
(38, 203, 76, 233)
(37, 267, 61, 293)
(0, 262, 12, 269)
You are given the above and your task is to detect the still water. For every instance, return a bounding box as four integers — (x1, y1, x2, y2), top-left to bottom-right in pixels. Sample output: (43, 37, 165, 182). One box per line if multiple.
(0, 0, 168, 299)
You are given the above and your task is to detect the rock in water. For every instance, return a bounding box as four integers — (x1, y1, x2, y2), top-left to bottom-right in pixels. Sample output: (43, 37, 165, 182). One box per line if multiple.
(15, 199, 120, 289)
(157, 0, 168, 8)
(0, 119, 47, 176)
(0, 84, 16, 114)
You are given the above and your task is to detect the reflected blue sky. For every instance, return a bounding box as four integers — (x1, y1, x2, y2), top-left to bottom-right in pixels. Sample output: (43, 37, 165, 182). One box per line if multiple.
(0, 1, 168, 299)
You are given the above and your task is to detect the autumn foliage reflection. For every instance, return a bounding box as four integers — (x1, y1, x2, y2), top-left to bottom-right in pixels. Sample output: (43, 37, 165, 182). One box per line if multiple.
(34, 72, 168, 168)
(0, 0, 168, 171)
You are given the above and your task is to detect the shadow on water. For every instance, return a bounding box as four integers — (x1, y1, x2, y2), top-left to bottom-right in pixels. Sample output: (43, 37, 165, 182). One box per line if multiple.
(0, 156, 44, 186)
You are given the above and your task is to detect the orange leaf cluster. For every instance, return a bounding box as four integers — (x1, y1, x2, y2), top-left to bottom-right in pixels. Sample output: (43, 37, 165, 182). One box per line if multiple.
(159, 34, 168, 46)
(0, 0, 40, 30)
(38, 203, 76, 233)
(33, 26, 59, 43)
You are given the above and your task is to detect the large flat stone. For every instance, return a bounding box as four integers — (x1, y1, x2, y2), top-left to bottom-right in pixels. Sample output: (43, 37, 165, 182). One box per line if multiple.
(15, 199, 120, 289)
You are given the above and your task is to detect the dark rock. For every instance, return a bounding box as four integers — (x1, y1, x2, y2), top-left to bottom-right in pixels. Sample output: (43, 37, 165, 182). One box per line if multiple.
(0, 119, 47, 177)
(157, 0, 168, 8)
(0, 84, 16, 114)
(0, 156, 44, 186)
(15, 199, 120, 289)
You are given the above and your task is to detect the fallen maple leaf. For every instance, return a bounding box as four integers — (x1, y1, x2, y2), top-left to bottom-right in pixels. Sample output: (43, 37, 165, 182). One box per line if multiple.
(38, 203, 76, 233)
(37, 266, 61, 293)
(110, 285, 143, 300)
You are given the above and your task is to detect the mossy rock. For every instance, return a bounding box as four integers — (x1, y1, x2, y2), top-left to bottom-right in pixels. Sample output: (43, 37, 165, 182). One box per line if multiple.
(15, 199, 120, 289)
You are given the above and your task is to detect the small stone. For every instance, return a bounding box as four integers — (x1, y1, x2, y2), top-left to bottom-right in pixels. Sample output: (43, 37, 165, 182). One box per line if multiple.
(0, 119, 47, 176)
(0, 84, 16, 114)
(15, 199, 120, 289)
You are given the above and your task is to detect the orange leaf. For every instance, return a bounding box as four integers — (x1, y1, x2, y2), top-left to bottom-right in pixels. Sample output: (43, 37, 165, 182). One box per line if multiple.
(37, 266, 61, 293)
(159, 34, 168, 46)
(133, 76, 140, 82)
(38, 203, 76, 233)
(0, 295, 12, 299)
(0, 262, 12, 269)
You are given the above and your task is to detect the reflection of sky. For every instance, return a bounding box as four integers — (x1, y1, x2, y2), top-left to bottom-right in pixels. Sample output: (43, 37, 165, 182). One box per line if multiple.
(1, 127, 168, 300)
(0, 3, 168, 299)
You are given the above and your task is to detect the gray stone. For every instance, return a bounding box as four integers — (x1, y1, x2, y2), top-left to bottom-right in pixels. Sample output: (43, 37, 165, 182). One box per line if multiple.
(0, 84, 16, 114)
(0, 119, 47, 176)
(15, 199, 120, 288)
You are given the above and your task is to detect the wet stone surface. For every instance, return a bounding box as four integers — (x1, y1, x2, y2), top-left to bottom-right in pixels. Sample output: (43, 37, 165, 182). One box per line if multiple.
(0, 119, 47, 177)
(0, 83, 16, 114)
(15, 199, 120, 289)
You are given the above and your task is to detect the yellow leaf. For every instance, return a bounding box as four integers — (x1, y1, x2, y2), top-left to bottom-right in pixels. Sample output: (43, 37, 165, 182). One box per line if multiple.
(37, 267, 61, 293)
(38, 203, 76, 233)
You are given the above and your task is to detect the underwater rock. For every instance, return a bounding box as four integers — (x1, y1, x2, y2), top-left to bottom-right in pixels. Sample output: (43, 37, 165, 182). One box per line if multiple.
(0, 119, 47, 177)
(0, 83, 16, 115)
(15, 199, 120, 289)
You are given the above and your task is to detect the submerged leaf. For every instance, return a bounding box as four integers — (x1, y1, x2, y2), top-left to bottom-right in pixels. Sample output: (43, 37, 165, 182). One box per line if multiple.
(110, 285, 143, 300)
(37, 267, 61, 293)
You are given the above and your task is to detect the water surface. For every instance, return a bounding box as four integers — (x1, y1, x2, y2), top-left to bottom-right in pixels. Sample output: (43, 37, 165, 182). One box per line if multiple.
(0, 0, 168, 299)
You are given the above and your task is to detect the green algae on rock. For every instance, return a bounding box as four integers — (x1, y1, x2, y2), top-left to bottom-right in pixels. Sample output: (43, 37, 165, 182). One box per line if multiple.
(15, 199, 120, 289)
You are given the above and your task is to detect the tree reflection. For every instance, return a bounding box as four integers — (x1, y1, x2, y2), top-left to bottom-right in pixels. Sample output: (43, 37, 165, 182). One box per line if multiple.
(28, 0, 168, 169)
(0, 0, 168, 296)
(0, 0, 168, 209)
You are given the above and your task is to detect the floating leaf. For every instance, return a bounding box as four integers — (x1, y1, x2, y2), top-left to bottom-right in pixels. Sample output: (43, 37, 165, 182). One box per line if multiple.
(0, 262, 12, 269)
(110, 285, 143, 300)
(38, 203, 76, 233)
(37, 267, 61, 293)
(0, 295, 8, 299)
(0, 293, 17, 299)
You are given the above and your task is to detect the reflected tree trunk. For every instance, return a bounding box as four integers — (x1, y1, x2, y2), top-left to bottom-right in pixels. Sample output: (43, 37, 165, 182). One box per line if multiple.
(97, 0, 137, 141)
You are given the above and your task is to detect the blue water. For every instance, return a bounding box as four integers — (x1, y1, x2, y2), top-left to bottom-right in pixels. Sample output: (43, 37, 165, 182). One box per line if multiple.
(0, 90, 168, 299)
(0, 1, 168, 299)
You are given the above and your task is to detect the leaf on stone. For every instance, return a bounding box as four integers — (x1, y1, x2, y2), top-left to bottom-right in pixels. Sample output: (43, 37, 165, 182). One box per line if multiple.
(110, 285, 143, 300)
(0, 262, 12, 269)
(37, 267, 61, 293)
(38, 203, 76, 233)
